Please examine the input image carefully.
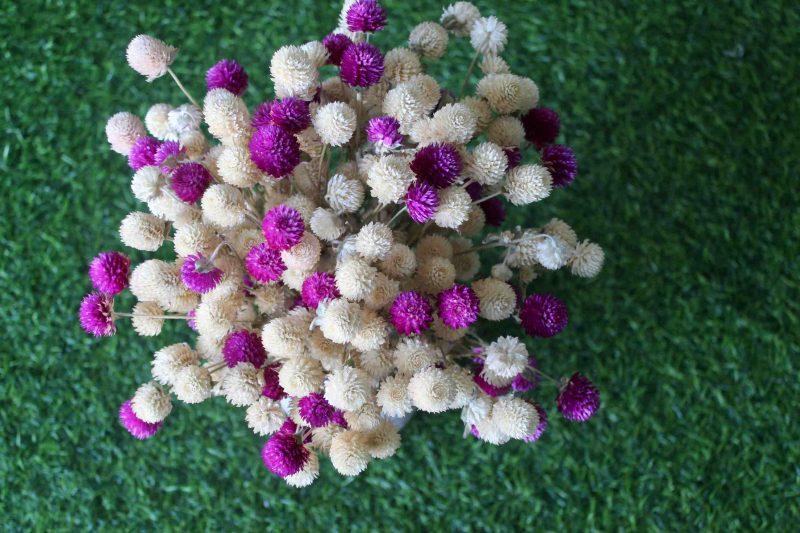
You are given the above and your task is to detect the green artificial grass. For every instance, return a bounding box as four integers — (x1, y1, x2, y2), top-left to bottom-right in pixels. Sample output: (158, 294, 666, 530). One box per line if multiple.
(1, 0, 798, 529)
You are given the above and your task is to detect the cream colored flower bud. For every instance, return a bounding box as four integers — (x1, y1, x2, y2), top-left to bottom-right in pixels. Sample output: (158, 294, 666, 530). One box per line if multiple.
(221, 363, 265, 407)
(246, 397, 286, 436)
(571, 240, 605, 278)
(351, 308, 389, 352)
(461, 96, 492, 133)
(376, 375, 413, 417)
(409, 21, 449, 60)
(310, 208, 345, 241)
(434, 186, 471, 229)
(461, 393, 492, 426)
(493, 396, 539, 440)
(301, 40, 329, 68)
(106, 111, 146, 155)
(203, 88, 251, 145)
(487, 115, 525, 147)
(430, 103, 476, 145)
(466, 142, 507, 186)
(151, 343, 198, 386)
(145, 103, 173, 139)
(217, 143, 261, 187)
(270, 45, 317, 98)
(355, 222, 394, 262)
(504, 164, 552, 205)
(313, 102, 357, 146)
(366, 420, 401, 459)
(491, 263, 513, 282)
(132, 301, 165, 337)
(281, 233, 321, 271)
(480, 54, 510, 75)
(485, 336, 528, 379)
(319, 299, 361, 344)
(445, 365, 476, 409)
(416, 256, 456, 294)
(470, 16, 507, 55)
(379, 243, 417, 279)
(356, 347, 393, 380)
(173, 221, 220, 257)
(367, 155, 415, 205)
(383, 75, 440, 133)
(324, 366, 372, 411)
(383, 47, 423, 85)
(119, 212, 166, 252)
(201, 183, 248, 228)
(440, 2, 481, 36)
(344, 402, 382, 432)
(336, 257, 378, 301)
(126, 35, 177, 81)
(326, 173, 365, 214)
(286, 450, 320, 487)
(329, 430, 371, 476)
(131, 166, 165, 203)
(279, 356, 325, 397)
(131, 381, 172, 423)
(408, 366, 456, 413)
(393, 337, 442, 375)
(472, 277, 515, 321)
(173, 365, 212, 404)
(364, 272, 400, 311)
(457, 205, 485, 237)
(416, 234, 453, 261)
(261, 316, 306, 359)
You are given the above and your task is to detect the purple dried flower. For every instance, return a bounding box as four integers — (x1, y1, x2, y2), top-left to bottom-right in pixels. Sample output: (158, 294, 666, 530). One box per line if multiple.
(245, 242, 287, 283)
(520, 293, 568, 338)
(180, 253, 223, 293)
(504, 146, 522, 170)
(119, 399, 162, 439)
(252, 101, 274, 128)
(340, 42, 384, 88)
(301, 272, 340, 308)
(465, 181, 483, 201)
(79, 292, 116, 337)
(128, 136, 161, 170)
(261, 431, 309, 478)
(262, 204, 304, 251)
(346, 0, 387, 33)
(541, 144, 578, 188)
(170, 162, 212, 203)
(512, 356, 540, 392)
(205, 59, 249, 96)
(89, 251, 130, 295)
(480, 196, 506, 227)
(223, 330, 267, 368)
(153, 140, 183, 174)
(410, 143, 462, 188)
(270, 97, 311, 133)
(437, 284, 480, 329)
(366, 115, 403, 150)
(557, 373, 600, 422)
(521, 107, 560, 149)
(187, 309, 198, 331)
(331, 410, 348, 428)
(389, 291, 433, 335)
(262, 363, 286, 400)
(322, 33, 354, 66)
(297, 393, 338, 427)
(524, 403, 549, 441)
(405, 181, 439, 223)
(472, 365, 511, 397)
(249, 124, 301, 179)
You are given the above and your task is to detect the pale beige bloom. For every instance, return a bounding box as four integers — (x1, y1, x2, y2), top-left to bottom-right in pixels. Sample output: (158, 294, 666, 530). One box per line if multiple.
(217, 143, 261, 188)
(151, 343, 198, 386)
(430, 103, 476, 145)
(281, 233, 322, 271)
(460, 96, 492, 133)
(470, 16, 507, 55)
(129, 259, 182, 304)
(543, 218, 579, 248)
(472, 278, 516, 320)
(431, 314, 467, 341)
(310, 208, 345, 241)
(408, 366, 456, 413)
(351, 308, 389, 352)
(485, 336, 528, 378)
(106, 111, 146, 155)
(457, 205, 485, 237)
(270, 45, 318, 98)
(408, 22, 449, 60)
(173, 221, 220, 257)
(491, 263, 513, 282)
(571, 240, 605, 278)
(477, 74, 538, 114)
(486, 115, 525, 147)
(335, 257, 377, 301)
(415, 256, 456, 294)
(461, 393, 492, 426)
(313, 102, 357, 146)
(344, 402, 382, 431)
(126, 34, 177, 81)
(366, 420, 401, 459)
(144, 104, 173, 140)
(329, 430, 371, 476)
(326, 173, 365, 214)
(261, 316, 306, 359)
(466, 142, 508, 186)
(301, 40, 329, 68)
(246, 397, 286, 436)
(201, 184, 248, 228)
(356, 222, 394, 262)
(379, 243, 417, 279)
(356, 347, 394, 381)
(393, 337, 442, 375)
(279, 356, 325, 396)
(504, 164, 552, 205)
(203, 89, 251, 145)
(222, 362, 265, 407)
(383, 47, 423, 85)
(416, 234, 454, 260)
(173, 365, 212, 404)
(119, 212, 166, 252)
(319, 298, 362, 343)
(364, 272, 399, 311)
(131, 301, 165, 337)
(131, 381, 172, 423)
(492, 396, 539, 439)
(324, 366, 372, 411)
(285, 451, 320, 487)
(367, 154, 415, 205)
(441, 2, 481, 36)
(434, 186, 471, 229)
(480, 54, 510, 75)
(376, 374, 413, 417)
(130, 166, 164, 203)
(382, 75, 440, 133)
(444, 365, 476, 409)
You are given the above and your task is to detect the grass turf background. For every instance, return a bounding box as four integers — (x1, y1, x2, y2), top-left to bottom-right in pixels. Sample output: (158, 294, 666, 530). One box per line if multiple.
(1, 0, 798, 529)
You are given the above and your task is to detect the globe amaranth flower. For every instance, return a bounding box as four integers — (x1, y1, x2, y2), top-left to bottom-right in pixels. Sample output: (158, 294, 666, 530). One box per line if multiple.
(389, 290, 433, 335)
(180, 253, 223, 293)
(340, 42, 384, 88)
(252, 101, 273, 128)
(366, 115, 403, 151)
(405, 181, 439, 223)
(89, 251, 130, 295)
(245, 242, 287, 282)
(541, 144, 577, 188)
(557, 373, 600, 422)
(504, 146, 521, 170)
(511, 357, 540, 392)
(437, 284, 479, 329)
(410, 143, 462, 188)
(79, 292, 116, 337)
(270, 97, 311, 133)
(206, 59, 249, 96)
(298, 393, 339, 427)
(480, 196, 506, 227)
(262, 431, 310, 477)
(223, 330, 267, 368)
(301, 272, 340, 308)
(170, 162, 213, 203)
(249, 124, 301, 179)
(471, 365, 510, 397)
(346, 0, 387, 33)
(128, 136, 161, 170)
(262, 363, 286, 400)
(521, 107, 560, 148)
(153, 140, 183, 175)
(464, 181, 483, 201)
(119, 399, 162, 439)
(524, 403, 548, 441)
(322, 33, 354, 66)
(519, 293, 568, 338)
(262, 204, 305, 251)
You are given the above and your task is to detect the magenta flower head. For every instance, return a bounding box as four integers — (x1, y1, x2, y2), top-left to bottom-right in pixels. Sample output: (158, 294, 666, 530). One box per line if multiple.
(223, 330, 267, 368)
(297, 393, 338, 428)
(89, 251, 130, 295)
(512, 357, 540, 392)
(480, 196, 506, 227)
(249, 124, 301, 179)
(465, 181, 483, 201)
(119, 399, 162, 439)
(389, 291, 433, 335)
(346, 0, 387, 33)
(366, 115, 403, 150)
(524, 403, 549, 442)
(261, 431, 309, 477)
(128, 136, 161, 170)
(521, 107, 560, 149)
(504, 146, 522, 170)
(472, 365, 511, 397)
(541, 144, 578, 188)
(79, 292, 116, 337)
(262, 204, 304, 250)
(206, 59, 249, 96)
(437, 284, 480, 329)
(170, 162, 213, 203)
(180, 253, 223, 293)
(252, 101, 274, 128)
(520, 293, 568, 338)
(245, 242, 287, 283)
(301, 272, 340, 308)
(340, 42, 384, 88)
(405, 181, 439, 223)
(153, 140, 183, 174)
(262, 363, 286, 400)
(322, 33, 354, 66)
(557, 373, 600, 422)
(410, 143, 462, 188)
(270, 97, 311, 133)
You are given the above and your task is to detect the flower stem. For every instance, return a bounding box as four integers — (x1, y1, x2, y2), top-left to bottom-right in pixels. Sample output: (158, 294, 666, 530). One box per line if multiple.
(453, 242, 505, 256)
(458, 51, 480, 99)
(114, 312, 188, 320)
(387, 205, 407, 227)
(473, 191, 502, 205)
(528, 366, 560, 386)
(167, 68, 199, 108)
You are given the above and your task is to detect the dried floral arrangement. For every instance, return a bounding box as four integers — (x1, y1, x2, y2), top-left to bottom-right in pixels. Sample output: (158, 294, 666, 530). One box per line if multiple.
(80, 0, 604, 487)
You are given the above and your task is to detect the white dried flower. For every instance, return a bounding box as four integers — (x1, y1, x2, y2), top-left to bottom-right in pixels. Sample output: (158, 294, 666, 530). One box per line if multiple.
(408, 22, 449, 60)
(201, 183, 248, 228)
(173, 365, 212, 404)
(461, 96, 492, 133)
(221, 363, 265, 407)
(326, 173, 365, 214)
(434, 186, 471, 229)
(270, 45, 317, 98)
(131, 382, 172, 423)
(126, 35, 177, 81)
(367, 155, 416, 204)
(313, 102, 357, 146)
(196, 333, 224, 363)
(416, 234, 454, 260)
(281, 233, 322, 271)
(194, 299, 237, 340)
(366, 420, 401, 459)
(445, 365, 476, 409)
(180, 130, 208, 158)
(477, 74, 537, 114)
(571, 240, 605, 278)
(309, 208, 345, 241)
(173, 221, 220, 258)
(203, 88, 251, 145)
(473, 410, 511, 445)
(382, 75, 440, 133)
(355, 222, 394, 262)
(376, 375, 412, 417)
(487, 115, 525, 147)
(543, 218, 578, 248)
(335, 257, 377, 301)
(301, 40, 329, 68)
(144, 104, 173, 140)
(383, 47, 423, 85)
(344, 402, 382, 431)
(472, 278, 515, 321)
(480, 54, 510, 75)
(319, 298, 362, 343)
(416, 256, 456, 294)
(430, 103, 476, 145)
(492, 396, 539, 439)
(130, 166, 165, 203)
(246, 397, 286, 436)
(129, 260, 182, 304)
(325, 366, 372, 411)
(466, 142, 508, 186)
(408, 117, 440, 146)
(310, 424, 344, 454)
(504, 164, 552, 205)
(119, 212, 166, 252)
(106, 111, 146, 155)
(431, 313, 467, 341)
(351, 308, 389, 352)
(151, 343, 199, 386)
(534, 235, 571, 270)
(262, 316, 306, 359)
(485, 336, 528, 378)
(357, 347, 394, 380)
(217, 143, 261, 188)
(461, 393, 493, 426)
(441, 2, 481, 36)
(364, 272, 399, 310)
(379, 243, 417, 279)
(393, 337, 442, 375)
(167, 104, 202, 136)
(470, 16, 507, 55)
(408, 366, 456, 413)
(457, 205, 485, 237)
(131, 301, 165, 337)
(329, 430, 371, 476)
(279, 356, 325, 397)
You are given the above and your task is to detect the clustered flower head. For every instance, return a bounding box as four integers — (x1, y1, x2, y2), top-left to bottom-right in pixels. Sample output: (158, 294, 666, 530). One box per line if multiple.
(83, 1, 606, 487)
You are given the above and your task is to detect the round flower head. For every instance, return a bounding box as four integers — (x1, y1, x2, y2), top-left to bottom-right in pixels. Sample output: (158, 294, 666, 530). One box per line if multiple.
(323, 33, 354, 66)
(487, 115, 525, 147)
(440, 2, 481, 36)
(366, 116, 403, 151)
(245, 243, 287, 283)
(262, 363, 287, 400)
(270, 45, 317, 98)
(203, 88, 252, 145)
(170, 162, 212, 203)
(346, 0, 387, 32)
(180, 253, 223, 293)
(472, 278, 515, 321)
(557, 373, 600, 422)
(330, 430, 371, 476)
(298, 393, 339, 427)
(89, 251, 130, 295)
(382, 47, 422, 85)
(153, 140, 182, 175)
(480, 196, 506, 227)
(521, 107, 560, 148)
(326, 173, 365, 214)
(301, 272, 340, 308)
(206, 59, 249, 95)
(485, 336, 528, 378)
(335, 257, 377, 301)
(145, 103, 172, 139)
(470, 16, 507, 55)
(340, 42, 384, 88)
(319, 298, 361, 343)
(410, 143, 462, 189)
(367, 154, 416, 205)
(493, 396, 540, 439)
(520, 293, 568, 338)
(270, 97, 311, 133)
(128, 136, 161, 170)
(262, 205, 305, 251)
(262, 431, 309, 478)
(106, 112, 146, 155)
(355, 222, 393, 261)
(430, 103, 476, 145)
(523, 403, 548, 442)
(504, 164, 552, 206)
(310, 208, 345, 241)
(119, 399, 162, 439)
(408, 22, 449, 60)
(252, 101, 273, 128)
(313, 102, 357, 146)
(131, 301, 164, 336)
(467, 142, 507, 186)
(79, 292, 116, 337)
(437, 284, 479, 329)
(434, 186, 471, 229)
(408, 366, 455, 413)
(131, 381, 172, 424)
(223, 330, 267, 368)
(571, 240, 604, 278)
(379, 243, 417, 279)
(389, 291, 433, 335)
(541, 144, 578, 188)
(201, 184, 248, 229)
(126, 35, 177, 81)
(405, 181, 439, 223)
(249, 124, 301, 179)
(324, 366, 372, 411)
